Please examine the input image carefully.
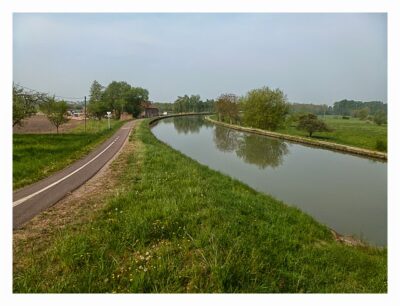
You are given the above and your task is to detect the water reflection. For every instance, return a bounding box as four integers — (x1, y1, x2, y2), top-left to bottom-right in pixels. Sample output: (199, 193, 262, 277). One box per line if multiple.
(213, 125, 289, 169)
(172, 116, 212, 134)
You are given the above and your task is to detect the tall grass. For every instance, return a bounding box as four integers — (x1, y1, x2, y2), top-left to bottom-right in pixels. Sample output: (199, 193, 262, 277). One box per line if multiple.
(13, 120, 387, 293)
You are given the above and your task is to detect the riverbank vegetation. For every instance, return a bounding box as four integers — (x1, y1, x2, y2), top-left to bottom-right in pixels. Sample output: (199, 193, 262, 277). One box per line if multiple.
(13, 119, 124, 189)
(13, 119, 387, 293)
(212, 86, 387, 152)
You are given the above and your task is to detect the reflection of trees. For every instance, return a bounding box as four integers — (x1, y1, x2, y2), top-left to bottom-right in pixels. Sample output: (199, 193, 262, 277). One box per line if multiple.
(213, 126, 239, 152)
(213, 126, 289, 169)
(236, 134, 288, 169)
(173, 116, 204, 134)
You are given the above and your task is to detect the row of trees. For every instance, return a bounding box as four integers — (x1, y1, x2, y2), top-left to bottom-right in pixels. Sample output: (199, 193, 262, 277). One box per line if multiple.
(88, 80, 149, 119)
(214, 87, 331, 137)
(173, 95, 215, 113)
(333, 99, 387, 117)
(13, 84, 69, 133)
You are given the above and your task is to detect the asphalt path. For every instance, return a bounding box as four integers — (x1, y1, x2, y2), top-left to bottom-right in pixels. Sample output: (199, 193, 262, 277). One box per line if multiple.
(13, 120, 135, 229)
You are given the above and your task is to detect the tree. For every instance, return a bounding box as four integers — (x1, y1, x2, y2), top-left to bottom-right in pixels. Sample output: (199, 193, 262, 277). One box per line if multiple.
(88, 80, 107, 120)
(215, 94, 239, 124)
(102, 81, 131, 119)
(242, 87, 289, 131)
(353, 107, 369, 120)
(297, 113, 332, 137)
(40, 97, 69, 133)
(373, 111, 387, 126)
(12, 84, 44, 127)
(125, 87, 149, 118)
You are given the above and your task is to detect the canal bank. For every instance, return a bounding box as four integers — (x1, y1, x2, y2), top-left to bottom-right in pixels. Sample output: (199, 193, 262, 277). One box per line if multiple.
(152, 115, 387, 246)
(205, 116, 387, 161)
(13, 118, 387, 293)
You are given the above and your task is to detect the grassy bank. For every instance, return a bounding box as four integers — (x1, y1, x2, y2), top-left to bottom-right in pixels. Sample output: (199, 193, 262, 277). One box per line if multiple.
(277, 116, 387, 152)
(211, 115, 387, 152)
(13, 119, 386, 293)
(13, 119, 124, 189)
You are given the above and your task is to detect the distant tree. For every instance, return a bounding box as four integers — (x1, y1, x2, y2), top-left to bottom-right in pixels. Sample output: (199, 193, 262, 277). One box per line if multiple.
(215, 94, 239, 124)
(373, 111, 387, 126)
(125, 87, 149, 118)
(88, 80, 107, 120)
(242, 87, 289, 131)
(353, 107, 370, 120)
(89, 80, 104, 102)
(102, 81, 131, 119)
(40, 97, 69, 133)
(12, 84, 44, 127)
(297, 113, 332, 137)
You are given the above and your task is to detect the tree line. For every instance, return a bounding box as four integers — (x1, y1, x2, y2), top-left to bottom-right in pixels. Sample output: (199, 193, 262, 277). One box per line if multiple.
(87, 80, 149, 120)
(214, 87, 331, 137)
(12, 80, 150, 133)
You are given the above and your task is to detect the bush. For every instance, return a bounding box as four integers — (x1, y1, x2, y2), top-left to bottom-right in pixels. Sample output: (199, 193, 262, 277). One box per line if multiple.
(375, 140, 387, 152)
(342, 116, 350, 120)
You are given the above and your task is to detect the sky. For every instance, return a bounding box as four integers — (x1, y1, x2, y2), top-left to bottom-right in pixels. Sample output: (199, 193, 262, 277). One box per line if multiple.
(13, 13, 387, 104)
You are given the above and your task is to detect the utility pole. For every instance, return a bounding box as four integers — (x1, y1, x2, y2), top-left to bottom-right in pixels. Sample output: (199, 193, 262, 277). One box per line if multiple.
(84, 96, 87, 133)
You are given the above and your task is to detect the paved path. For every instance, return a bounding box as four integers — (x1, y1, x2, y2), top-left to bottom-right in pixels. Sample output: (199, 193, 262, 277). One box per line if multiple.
(13, 120, 135, 229)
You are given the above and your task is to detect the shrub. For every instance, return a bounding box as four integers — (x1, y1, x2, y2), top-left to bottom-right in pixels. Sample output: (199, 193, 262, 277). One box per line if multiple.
(375, 140, 387, 152)
(342, 116, 350, 120)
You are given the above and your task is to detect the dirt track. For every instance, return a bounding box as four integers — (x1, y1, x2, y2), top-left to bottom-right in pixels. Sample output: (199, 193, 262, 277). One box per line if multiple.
(13, 114, 83, 134)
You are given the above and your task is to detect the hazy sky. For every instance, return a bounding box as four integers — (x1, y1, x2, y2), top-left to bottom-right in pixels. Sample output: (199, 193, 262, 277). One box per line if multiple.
(13, 13, 387, 104)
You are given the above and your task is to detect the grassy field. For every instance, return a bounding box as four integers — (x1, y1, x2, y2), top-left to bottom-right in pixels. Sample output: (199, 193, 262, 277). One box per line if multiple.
(212, 115, 387, 152)
(13, 119, 124, 189)
(277, 116, 387, 152)
(13, 119, 387, 293)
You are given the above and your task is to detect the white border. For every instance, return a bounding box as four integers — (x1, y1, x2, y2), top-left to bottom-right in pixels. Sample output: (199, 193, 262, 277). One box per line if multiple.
(1, 1, 399, 306)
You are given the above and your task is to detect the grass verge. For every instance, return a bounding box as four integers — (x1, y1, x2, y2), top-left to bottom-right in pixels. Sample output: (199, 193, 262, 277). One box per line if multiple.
(13, 119, 387, 293)
(13, 119, 124, 189)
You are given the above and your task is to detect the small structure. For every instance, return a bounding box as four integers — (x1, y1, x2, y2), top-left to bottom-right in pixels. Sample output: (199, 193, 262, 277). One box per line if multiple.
(140, 101, 159, 118)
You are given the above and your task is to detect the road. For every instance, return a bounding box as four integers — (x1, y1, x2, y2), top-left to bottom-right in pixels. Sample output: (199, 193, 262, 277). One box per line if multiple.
(13, 120, 135, 229)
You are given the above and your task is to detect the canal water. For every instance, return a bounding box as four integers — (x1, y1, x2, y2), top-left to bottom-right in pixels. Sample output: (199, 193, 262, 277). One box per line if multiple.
(151, 116, 387, 246)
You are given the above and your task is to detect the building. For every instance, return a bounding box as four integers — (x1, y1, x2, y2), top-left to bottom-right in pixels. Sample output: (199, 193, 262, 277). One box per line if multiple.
(140, 102, 159, 118)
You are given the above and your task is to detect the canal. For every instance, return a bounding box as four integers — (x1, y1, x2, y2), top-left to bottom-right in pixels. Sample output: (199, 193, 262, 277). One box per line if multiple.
(151, 115, 387, 246)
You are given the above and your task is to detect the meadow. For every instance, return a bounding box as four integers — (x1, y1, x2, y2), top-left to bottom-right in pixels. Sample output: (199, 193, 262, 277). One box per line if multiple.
(13, 119, 387, 293)
(277, 115, 387, 152)
(13, 119, 124, 189)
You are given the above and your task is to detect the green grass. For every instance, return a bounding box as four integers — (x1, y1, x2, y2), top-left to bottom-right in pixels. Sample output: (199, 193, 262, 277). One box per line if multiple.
(13, 120, 386, 293)
(212, 115, 387, 152)
(13, 119, 124, 189)
(277, 116, 387, 152)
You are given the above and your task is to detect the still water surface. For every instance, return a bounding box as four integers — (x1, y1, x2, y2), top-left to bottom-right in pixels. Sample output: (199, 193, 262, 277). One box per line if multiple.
(152, 116, 387, 246)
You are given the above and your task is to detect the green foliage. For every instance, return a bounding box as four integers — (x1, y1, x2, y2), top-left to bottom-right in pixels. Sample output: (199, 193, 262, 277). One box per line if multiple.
(373, 111, 387, 126)
(289, 103, 332, 116)
(39, 97, 70, 133)
(353, 107, 370, 120)
(375, 140, 387, 152)
(102, 81, 131, 119)
(297, 114, 332, 137)
(13, 120, 387, 293)
(333, 99, 386, 117)
(242, 87, 289, 131)
(215, 94, 240, 124)
(12, 84, 44, 127)
(93, 80, 149, 119)
(173, 95, 215, 113)
(88, 80, 107, 120)
(125, 87, 149, 118)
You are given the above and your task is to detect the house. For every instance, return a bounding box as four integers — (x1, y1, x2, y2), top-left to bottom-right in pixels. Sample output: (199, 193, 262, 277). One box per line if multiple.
(140, 101, 159, 118)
